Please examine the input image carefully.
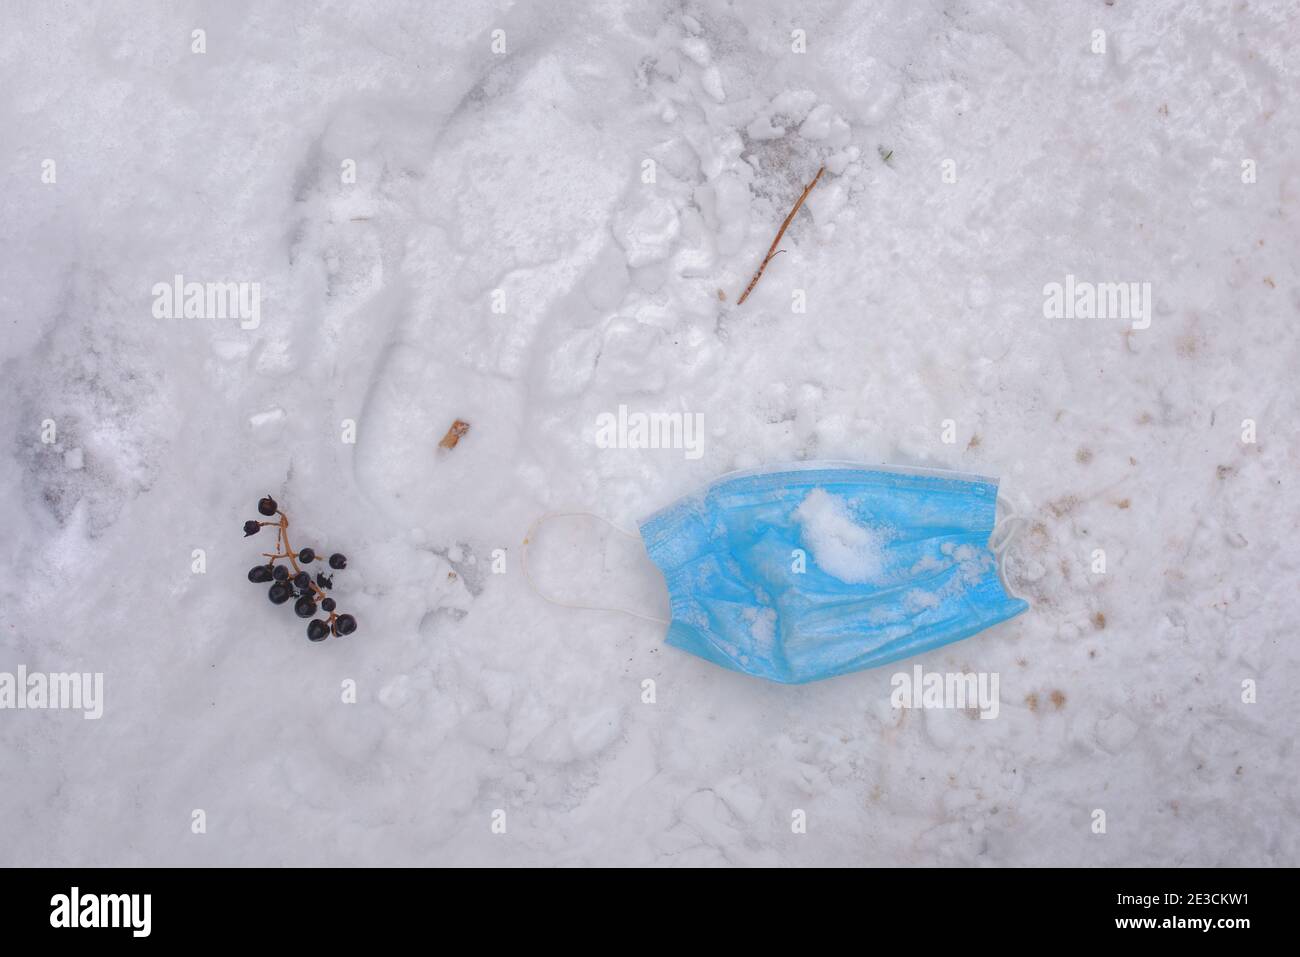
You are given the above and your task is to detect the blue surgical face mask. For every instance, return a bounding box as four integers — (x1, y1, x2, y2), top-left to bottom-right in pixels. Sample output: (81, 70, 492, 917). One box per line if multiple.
(635, 463, 1028, 684)
(522, 462, 1028, 685)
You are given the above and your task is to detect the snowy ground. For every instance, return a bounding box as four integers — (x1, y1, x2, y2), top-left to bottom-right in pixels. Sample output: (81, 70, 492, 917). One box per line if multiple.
(2, 1, 1297, 866)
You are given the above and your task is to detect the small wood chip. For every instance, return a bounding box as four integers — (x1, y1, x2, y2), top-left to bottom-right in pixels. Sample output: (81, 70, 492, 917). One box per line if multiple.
(438, 419, 471, 450)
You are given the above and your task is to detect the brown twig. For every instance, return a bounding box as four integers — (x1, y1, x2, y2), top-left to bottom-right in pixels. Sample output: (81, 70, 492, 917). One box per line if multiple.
(736, 166, 825, 305)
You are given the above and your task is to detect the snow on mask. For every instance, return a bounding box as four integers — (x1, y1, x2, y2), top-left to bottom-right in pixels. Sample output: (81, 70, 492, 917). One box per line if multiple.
(524, 463, 1028, 685)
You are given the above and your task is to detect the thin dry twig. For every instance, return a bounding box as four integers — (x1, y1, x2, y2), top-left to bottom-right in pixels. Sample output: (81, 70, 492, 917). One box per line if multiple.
(736, 166, 825, 305)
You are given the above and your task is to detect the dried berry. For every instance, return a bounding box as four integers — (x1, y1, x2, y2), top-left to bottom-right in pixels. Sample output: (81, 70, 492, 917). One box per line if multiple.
(244, 497, 356, 645)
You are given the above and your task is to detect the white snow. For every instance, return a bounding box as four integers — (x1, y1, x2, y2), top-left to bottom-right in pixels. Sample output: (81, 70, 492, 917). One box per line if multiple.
(794, 488, 888, 583)
(1, 0, 1297, 867)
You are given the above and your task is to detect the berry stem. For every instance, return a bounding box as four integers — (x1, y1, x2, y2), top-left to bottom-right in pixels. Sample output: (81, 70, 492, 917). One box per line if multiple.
(262, 510, 331, 604)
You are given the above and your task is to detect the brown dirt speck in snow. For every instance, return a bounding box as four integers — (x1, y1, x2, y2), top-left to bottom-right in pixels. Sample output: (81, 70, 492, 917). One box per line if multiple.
(1048, 495, 1079, 517)
(1176, 334, 1200, 358)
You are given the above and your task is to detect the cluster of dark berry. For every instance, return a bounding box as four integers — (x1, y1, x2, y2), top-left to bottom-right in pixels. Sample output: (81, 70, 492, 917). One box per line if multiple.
(244, 495, 357, 641)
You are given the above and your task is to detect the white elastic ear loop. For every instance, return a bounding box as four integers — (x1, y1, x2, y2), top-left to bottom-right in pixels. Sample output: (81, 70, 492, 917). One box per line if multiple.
(990, 493, 1028, 596)
(521, 512, 670, 625)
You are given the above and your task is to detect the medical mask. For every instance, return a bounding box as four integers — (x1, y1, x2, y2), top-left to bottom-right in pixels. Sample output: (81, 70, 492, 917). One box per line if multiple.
(524, 462, 1028, 684)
